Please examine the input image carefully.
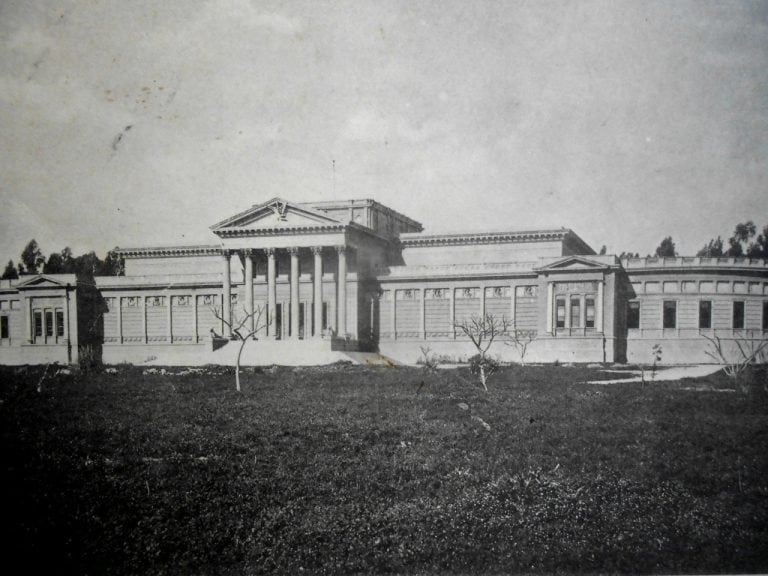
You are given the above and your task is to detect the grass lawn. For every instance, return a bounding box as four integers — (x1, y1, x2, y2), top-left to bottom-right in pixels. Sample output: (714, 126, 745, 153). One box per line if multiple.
(1, 363, 767, 575)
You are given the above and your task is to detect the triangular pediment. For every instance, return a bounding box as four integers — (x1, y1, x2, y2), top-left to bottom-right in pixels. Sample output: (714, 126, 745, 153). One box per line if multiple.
(15, 274, 74, 289)
(211, 197, 343, 232)
(535, 255, 614, 272)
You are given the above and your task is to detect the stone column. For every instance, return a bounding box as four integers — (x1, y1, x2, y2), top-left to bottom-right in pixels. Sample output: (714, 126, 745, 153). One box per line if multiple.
(289, 247, 300, 339)
(580, 294, 586, 332)
(192, 295, 198, 343)
(392, 290, 397, 340)
(142, 295, 148, 344)
(596, 280, 604, 333)
(222, 249, 232, 337)
(510, 285, 516, 331)
(117, 297, 123, 344)
(546, 282, 554, 334)
(62, 289, 70, 344)
(336, 246, 347, 337)
(312, 247, 323, 338)
(26, 297, 33, 343)
(167, 295, 173, 343)
(449, 288, 455, 338)
(244, 249, 254, 334)
(420, 288, 426, 339)
(480, 286, 486, 318)
(266, 248, 276, 338)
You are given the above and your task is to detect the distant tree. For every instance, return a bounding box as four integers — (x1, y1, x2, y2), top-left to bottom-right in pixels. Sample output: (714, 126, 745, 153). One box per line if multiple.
(696, 236, 724, 257)
(43, 252, 64, 274)
(727, 221, 757, 257)
(654, 236, 677, 257)
(60, 247, 75, 272)
(73, 251, 104, 278)
(20, 239, 44, 275)
(598, 245, 607, 255)
(746, 226, 768, 258)
(2, 260, 18, 280)
(102, 249, 125, 276)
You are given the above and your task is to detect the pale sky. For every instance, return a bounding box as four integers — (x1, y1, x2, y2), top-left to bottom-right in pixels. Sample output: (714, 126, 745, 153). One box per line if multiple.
(1, 0, 767, 267)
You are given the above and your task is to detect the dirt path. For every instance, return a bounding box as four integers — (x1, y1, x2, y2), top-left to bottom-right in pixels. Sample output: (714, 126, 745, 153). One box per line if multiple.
(587, 364, 722, 385)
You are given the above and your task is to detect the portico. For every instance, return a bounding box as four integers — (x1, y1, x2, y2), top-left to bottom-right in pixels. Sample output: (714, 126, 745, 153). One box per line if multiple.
(219, 244, 349, 341)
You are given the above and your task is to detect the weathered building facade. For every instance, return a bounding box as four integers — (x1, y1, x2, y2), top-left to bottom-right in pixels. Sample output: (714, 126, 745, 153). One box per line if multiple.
(1, 197, 766, 366)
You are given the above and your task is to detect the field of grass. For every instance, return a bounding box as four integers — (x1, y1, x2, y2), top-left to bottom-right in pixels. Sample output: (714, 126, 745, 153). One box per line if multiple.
(2, 363, 767, 575)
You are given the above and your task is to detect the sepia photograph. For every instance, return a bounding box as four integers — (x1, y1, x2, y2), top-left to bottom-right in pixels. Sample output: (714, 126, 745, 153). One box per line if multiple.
(1, 0, 767, 573)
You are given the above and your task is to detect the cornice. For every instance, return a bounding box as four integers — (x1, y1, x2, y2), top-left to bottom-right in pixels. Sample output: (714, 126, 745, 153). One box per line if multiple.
(399, 229, 570, 248)
(214, 224, 347, 238)
(621, 256, 768, 273)
(115, 245, 222, 259)
(378, 261, 538, 281)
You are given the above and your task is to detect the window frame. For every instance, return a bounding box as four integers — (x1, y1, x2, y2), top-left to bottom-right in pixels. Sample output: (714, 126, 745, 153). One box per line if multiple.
(662, 300, 677, 330)
(585, 298, 595, 329)
(732, 300, 745, 330)
(698, 300, 712, 330)
(555, 298, 566, 329)
(0, 315, 8, 339)
(626, 300, 640, 330)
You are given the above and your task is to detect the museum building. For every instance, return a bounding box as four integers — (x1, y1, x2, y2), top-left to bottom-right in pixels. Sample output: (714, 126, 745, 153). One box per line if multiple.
(1, 197, 767, 366)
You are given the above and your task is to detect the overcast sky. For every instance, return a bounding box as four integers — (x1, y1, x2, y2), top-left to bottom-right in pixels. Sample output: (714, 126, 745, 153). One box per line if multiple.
(1, 0, 767, 267)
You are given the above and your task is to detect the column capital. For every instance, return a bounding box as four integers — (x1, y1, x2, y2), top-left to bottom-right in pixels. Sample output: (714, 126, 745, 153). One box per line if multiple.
(335, 245, 347, 254)
(242, 248, 253, 257)
(311, 246, 323, 255)
(265, 247, 276, 257)
(222, 248, 231, 258)
(287, 246, 300, 255)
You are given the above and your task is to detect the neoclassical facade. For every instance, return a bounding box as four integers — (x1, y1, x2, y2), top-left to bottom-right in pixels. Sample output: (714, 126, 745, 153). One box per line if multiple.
(1, 197, 767, 366)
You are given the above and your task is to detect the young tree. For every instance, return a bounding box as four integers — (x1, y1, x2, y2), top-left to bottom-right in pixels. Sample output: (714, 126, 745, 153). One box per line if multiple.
(454, 313, 508, 391)
(703, 333, 768, 394)
(654, 236, 677, 257)
(1, 260, 18, 280)
(504, 329, 538, 366)
(211, 304, 271, 392)
(20, 239, 44, 274)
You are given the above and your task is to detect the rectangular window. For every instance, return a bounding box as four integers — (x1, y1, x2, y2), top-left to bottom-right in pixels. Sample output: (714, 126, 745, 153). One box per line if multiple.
(585, 298, 595, 328)
(56, 309, 64, 337)
(1, 316, 8, 339)
(733, 301, 745, 330)
(45, 310, 54, 337)
(699, 301, 712, 329)
(34, 311, 42, 337)
(626, 301, 640, 329)
(763, 301, 768, 331)
(663, 301, 677, 329)
(555, 298, 566, 329)
(570, 297, 581, 328)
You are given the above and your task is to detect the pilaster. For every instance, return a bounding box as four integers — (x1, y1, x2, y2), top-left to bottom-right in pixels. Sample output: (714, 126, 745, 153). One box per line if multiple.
(222, 249, 232, 337)
(336, 246, 347, 337)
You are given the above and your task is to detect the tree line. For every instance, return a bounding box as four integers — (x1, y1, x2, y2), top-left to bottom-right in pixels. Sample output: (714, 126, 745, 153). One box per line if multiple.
(1, 239, 123, 280)
(620, 221, 768, 259)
